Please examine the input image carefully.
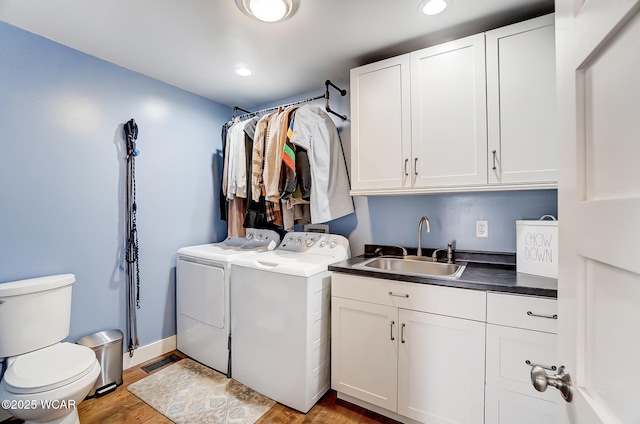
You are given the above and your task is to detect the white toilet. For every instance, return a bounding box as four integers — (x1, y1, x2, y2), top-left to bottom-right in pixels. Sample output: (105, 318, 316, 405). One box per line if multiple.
(0, 274, 101, 424)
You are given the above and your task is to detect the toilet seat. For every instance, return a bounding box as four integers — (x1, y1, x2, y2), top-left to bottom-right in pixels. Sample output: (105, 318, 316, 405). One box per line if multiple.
(3, 342, 97, 394)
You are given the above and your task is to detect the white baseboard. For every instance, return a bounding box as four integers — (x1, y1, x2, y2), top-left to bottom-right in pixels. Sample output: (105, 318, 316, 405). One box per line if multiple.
(122, 335, 177, 370)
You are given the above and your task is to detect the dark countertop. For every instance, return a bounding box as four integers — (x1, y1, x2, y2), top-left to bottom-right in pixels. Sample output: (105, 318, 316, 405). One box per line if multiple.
(329, 246, 557, 298)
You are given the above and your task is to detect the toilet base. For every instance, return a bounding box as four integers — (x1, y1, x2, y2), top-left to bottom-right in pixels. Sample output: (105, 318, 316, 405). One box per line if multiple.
(1, 359, 100, 424)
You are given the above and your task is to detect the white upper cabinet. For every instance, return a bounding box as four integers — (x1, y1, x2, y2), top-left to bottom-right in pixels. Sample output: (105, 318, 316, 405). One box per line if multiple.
(349, 14, 557, 195)
(410, 34, 488, 188)
(350, 55, 411, 191)
(486, 14, 557, 185)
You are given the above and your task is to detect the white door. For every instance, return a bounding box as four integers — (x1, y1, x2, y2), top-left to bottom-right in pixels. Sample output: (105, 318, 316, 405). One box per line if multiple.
(331, 297, 399, 412)
(410, 34, 487, 188)
(350, 55, 411, 191)
(397, 309, 485, 424)
(176, 259, 228, 373)
(177, 259, 225, 328)
(555, 1, 640, 423)
(486, 14, 557, 185)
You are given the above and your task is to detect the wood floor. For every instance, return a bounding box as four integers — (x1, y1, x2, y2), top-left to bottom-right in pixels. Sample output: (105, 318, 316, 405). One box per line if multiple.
(73, 351, 401, 423)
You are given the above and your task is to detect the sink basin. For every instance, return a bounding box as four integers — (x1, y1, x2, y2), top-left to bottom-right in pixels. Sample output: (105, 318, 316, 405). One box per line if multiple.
(358, 256, 466, 279)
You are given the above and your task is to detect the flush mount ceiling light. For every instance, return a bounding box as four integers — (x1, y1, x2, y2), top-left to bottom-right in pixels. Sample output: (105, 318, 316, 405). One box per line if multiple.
(235, 65, 252, 76)
(419, 0, 450, 16)
(235, 0, 298, 23)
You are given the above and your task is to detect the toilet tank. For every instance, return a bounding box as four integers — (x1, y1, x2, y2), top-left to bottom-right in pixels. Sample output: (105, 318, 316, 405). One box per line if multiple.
(0, 274, 75, 358)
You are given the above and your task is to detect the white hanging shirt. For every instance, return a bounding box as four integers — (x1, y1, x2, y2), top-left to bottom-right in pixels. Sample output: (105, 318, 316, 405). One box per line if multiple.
(289, 105, 354, 223)
(227, 118, 250, 199)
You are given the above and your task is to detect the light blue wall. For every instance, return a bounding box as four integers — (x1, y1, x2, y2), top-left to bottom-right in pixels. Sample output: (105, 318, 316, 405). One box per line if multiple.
(0, 22, 230, 346)
(352, 190, 557, 253)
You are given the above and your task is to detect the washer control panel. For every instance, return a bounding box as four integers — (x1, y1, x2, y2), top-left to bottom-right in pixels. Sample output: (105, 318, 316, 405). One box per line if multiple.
(225, 228, 281, 251)
(278, 232, 350, 257)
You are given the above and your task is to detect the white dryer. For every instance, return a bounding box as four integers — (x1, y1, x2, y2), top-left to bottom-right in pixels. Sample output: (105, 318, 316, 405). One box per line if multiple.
(176, 228, 280, 375)
(230, 232, 350, 413)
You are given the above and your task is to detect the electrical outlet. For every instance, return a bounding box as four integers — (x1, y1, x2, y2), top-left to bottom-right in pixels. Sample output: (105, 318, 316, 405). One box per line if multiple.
(476, 221, 489, 238)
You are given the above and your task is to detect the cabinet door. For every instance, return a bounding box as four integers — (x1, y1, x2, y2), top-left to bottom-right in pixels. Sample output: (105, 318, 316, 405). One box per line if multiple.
(350, 54, 411, 191)
(486, 324, 558, 402)
(410, 34, 488, 188)
(397, 309, 486, 424)
(485, 385, 557, 424)
(486, 14, 557, 185)
(331, 297, 399, 411)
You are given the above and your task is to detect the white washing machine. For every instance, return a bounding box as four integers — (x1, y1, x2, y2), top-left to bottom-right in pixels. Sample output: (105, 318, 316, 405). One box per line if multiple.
(176, 228, 280, 375)
(230, 232, 350, 413)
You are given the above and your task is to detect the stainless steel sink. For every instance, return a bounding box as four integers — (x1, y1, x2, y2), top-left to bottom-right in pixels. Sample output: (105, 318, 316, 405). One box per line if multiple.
(358, 255, 466, 279)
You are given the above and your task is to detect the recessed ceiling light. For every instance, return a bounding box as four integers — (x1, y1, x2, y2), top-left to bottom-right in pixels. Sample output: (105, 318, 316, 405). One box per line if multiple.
(419, 0, 449, 16)
(235, 0, 298, 23)
(235, 66, 252, 77)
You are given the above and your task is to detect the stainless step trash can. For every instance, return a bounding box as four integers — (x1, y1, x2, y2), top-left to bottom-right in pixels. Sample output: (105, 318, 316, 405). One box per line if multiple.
(76, 329, 124, 397)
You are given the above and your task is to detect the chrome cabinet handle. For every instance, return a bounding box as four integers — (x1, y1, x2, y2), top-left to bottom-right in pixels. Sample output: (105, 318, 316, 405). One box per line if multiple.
(414, 158, 418, 175)
(526, 359, 557, 371)
(492, 150, 497, 170)
(404, 159, 409, 176)
(527, 311, 558, 320)
(401, 323, 406, 343)
(390, 321, 395, 341)
(388, 291, 409, 298)
(531, 365, 573, 403)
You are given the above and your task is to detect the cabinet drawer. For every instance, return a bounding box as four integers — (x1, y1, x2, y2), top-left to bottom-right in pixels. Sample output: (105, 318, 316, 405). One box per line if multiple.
(332, 273, 486, 322)
(486, 324, 558, 402)
(487, 292, 557, 333)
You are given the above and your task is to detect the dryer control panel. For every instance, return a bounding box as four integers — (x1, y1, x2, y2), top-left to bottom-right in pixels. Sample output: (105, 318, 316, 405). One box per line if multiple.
(222, 228, 281, 251)
(278, 232, 350, 258)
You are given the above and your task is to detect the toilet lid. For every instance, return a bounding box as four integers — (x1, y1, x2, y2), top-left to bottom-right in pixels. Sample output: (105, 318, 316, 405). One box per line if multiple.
(3, 342, 97, 394)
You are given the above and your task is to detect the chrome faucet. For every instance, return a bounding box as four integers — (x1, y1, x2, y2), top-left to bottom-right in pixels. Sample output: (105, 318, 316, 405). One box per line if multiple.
(416, 216, 431, 257)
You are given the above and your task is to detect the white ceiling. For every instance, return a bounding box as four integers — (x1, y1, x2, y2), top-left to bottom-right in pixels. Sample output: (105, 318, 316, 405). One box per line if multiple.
(0, 0, 554, 109)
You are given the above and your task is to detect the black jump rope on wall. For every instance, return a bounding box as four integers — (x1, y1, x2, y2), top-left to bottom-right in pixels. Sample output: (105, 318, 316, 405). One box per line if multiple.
(123, 118, 141, 356)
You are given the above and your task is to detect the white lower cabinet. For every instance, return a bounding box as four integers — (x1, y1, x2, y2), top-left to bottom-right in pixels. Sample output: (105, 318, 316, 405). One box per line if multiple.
(398, 309, 486, 424)
(331, 297, 398, 411)
(331, 274, 486, 424)
(331, 275, 559, 424)
(484, 292, 558, 424)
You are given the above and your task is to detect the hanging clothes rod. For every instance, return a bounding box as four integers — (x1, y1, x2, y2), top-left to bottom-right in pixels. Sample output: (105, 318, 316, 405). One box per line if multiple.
(233, 80, 348, 121)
